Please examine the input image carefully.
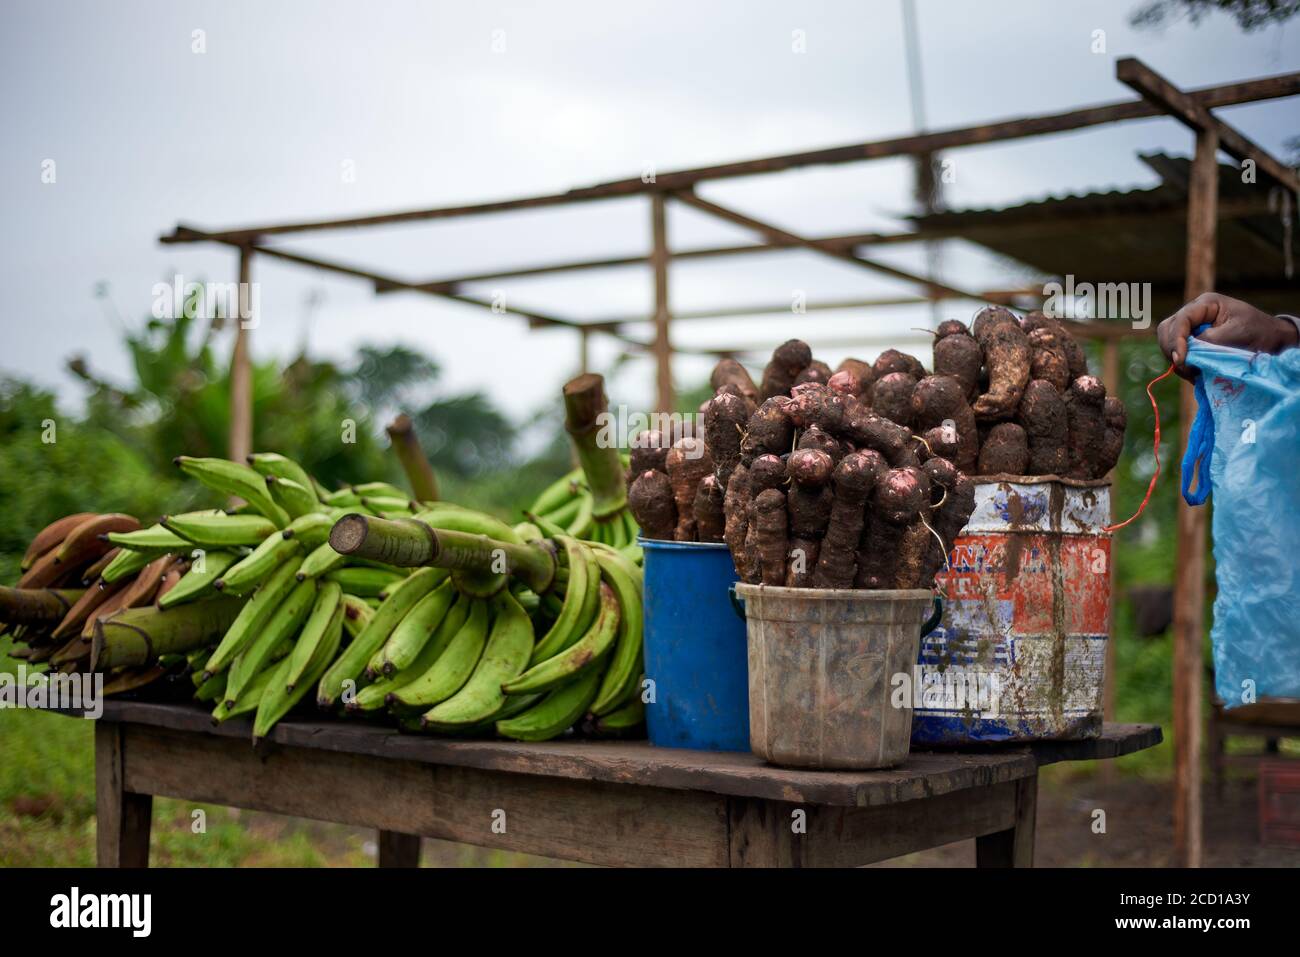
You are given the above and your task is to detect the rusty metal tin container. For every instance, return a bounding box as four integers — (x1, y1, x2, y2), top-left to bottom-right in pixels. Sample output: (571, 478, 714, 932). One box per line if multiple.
(911, 476, 1111, 745)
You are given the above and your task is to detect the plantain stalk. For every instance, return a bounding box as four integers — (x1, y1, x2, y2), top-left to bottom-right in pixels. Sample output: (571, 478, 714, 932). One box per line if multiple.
(330, 515, 555, 595)
(562, 373, 627, 518)
(386, 413, 440, 503)
(91, 598, 245, 670)
(0, 587, 84, 626)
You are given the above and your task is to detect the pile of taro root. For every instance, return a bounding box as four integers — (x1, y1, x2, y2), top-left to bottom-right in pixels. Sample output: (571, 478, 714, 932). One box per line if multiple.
(626, 306, 1126, 590)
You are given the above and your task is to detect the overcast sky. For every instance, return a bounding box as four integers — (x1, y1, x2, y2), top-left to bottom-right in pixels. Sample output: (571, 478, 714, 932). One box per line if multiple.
(2, 0, 1296, 428)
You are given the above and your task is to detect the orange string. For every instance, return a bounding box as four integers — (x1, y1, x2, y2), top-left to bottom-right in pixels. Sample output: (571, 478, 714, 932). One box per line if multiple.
(1105, 364, 1176, 533)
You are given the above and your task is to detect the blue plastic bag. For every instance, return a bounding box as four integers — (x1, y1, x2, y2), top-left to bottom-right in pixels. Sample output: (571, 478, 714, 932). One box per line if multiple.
(1184, 338, 1300, 708)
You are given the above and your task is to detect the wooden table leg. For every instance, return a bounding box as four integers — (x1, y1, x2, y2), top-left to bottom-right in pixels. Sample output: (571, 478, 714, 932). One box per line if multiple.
(975, 774, 1037, 867)
(95, 722, 152, 867)
(377, 830, 421, 868)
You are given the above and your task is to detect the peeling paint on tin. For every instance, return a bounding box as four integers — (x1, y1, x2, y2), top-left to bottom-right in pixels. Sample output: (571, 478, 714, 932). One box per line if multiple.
(913, 480, 1110, 744)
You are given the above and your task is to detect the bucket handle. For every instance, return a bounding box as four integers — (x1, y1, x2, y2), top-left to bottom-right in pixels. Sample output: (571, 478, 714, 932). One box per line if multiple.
(730, 587, 945, 639)
(728, 586, 745, 621)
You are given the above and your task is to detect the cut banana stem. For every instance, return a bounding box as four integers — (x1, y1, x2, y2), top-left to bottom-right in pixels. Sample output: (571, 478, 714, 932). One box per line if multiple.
(92, 597, 245, 670)
(386, 414, 441, 502)
(0, 587, 84, 626)
(329, 515, 555, 595)
(561, 374, 628, 519)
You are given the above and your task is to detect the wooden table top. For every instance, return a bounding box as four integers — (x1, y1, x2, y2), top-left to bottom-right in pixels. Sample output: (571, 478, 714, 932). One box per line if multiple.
(83, 700, 1161, 808)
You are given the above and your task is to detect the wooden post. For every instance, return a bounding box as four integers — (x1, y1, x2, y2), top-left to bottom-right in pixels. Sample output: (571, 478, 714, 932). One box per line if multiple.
(1173, 127, 1218, 869)
(973, 776, 1038, 868)
(229, 244, 254, 463)
(95, 722, 152, 867)
(1101, 338, 1120, 784)
(377, 830, 421, 867)
(578, 326, 590, 374)
(650, 194, 674, 413)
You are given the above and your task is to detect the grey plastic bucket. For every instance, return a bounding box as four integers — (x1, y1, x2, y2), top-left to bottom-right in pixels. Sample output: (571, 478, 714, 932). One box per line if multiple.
(734, 584, 935, 770)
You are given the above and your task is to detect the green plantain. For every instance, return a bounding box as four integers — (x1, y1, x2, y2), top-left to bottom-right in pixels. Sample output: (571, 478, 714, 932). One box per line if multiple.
(420, 591, 534, 729)
(502, 582, 619, 695)
(496, 666, 603, 741)
(386, 597, 490, 709)
(315, 567, 442, 709)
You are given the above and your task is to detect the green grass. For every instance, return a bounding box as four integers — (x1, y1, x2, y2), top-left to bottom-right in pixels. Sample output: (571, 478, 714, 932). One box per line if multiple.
(0, 636, 574, 867)
(0, 635, 375, 866)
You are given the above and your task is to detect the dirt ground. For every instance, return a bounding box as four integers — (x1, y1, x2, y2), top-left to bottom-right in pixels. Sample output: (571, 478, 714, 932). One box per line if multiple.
(873, 770, 1300, 868)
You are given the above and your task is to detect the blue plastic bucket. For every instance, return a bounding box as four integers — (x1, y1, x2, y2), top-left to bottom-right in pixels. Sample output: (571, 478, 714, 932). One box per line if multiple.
(641, 539, 750, 751)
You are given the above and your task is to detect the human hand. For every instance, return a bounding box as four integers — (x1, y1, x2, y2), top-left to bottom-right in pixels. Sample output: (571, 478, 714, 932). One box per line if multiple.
(1157, 293, 1298, 380)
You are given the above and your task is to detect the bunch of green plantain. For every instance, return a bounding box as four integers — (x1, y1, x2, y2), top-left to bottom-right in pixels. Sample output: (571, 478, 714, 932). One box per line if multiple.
(2, 449, 646, 744)
(330, 523, 646, 741)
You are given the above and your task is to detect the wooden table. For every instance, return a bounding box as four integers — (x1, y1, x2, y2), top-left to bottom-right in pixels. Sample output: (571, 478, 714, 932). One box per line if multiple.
(85, 700, 1159, 868)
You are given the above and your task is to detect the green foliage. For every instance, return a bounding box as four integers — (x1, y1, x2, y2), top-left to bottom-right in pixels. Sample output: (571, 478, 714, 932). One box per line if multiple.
(0, 379, 187, 583)
(0, 293, 525, 577)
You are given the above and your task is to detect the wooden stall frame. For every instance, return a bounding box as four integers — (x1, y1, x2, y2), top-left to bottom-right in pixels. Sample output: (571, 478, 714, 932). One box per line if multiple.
(160, 60, 1299, 867)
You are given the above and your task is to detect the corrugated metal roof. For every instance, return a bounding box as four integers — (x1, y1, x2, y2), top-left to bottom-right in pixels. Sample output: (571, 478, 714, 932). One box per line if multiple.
(908, 153, 1298, 315)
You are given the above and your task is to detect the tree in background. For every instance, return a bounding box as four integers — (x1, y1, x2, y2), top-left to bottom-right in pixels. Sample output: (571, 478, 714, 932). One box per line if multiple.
(1130, 0, 1300, 30)
(0, 287, 529, 578)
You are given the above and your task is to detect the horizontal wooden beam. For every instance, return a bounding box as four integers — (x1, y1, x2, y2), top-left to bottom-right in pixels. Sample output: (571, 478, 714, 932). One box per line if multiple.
(1117, 58, 1300, 194)
(159, 71, 1300, 246)
(558, 70, 1300, 197)
(380, 197, 1272, 294)
(599, 288, 1044, 326)
(672, 189, 993, 303)
(243, 240, 586, 331)
(378, 231, 897, 293)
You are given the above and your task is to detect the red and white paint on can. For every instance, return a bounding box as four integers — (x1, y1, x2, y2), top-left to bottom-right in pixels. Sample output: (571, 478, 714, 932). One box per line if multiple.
(913, 477, 1111, 744)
